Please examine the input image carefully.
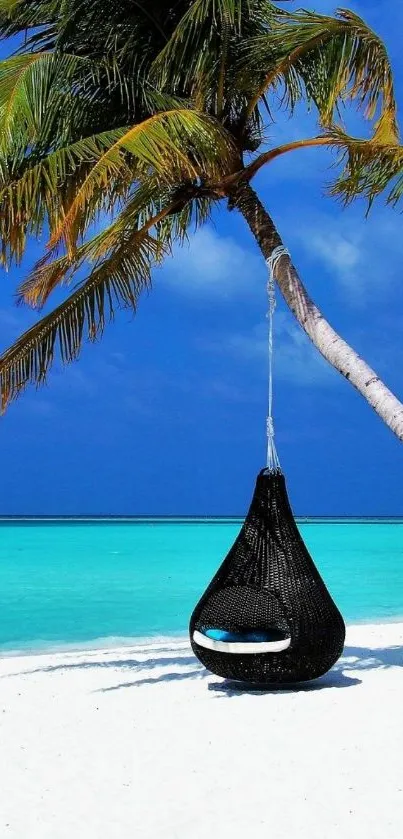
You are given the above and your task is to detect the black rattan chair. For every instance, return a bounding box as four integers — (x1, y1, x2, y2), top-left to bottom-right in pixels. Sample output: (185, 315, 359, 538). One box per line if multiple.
(190, 468, 345, 684)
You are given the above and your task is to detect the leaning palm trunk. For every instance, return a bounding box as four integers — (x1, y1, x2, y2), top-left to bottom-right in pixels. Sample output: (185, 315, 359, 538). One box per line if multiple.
(230, 182, 403, 442)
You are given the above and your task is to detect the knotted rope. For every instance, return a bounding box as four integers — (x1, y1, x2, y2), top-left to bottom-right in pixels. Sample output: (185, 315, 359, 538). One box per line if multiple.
(265, 246, 290, 470)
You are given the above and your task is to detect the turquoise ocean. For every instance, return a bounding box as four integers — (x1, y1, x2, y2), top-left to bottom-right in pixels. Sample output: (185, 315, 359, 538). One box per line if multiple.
(0, 519, 402, 654)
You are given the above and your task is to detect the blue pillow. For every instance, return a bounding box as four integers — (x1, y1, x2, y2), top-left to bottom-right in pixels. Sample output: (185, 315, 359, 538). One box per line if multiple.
(203, 628, 285, 643)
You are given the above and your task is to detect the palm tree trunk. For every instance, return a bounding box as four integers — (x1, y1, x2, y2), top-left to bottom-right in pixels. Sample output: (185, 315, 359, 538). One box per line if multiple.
(229, 181, 403, 442)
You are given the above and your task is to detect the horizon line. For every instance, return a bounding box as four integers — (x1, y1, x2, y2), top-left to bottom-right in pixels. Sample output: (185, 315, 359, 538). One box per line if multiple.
(0, 515, 402, 522)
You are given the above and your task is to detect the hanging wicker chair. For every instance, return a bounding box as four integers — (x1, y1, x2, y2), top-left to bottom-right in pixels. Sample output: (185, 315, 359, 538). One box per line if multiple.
(190, 248, 345, 684)
(190, 468, 345, 684)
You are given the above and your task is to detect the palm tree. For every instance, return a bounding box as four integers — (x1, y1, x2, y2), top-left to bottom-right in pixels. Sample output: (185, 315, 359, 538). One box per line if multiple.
(0, 0, 403, 439)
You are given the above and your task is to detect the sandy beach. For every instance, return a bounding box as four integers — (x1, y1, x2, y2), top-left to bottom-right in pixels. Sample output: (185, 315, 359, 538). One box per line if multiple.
(1, 622, 403, 839)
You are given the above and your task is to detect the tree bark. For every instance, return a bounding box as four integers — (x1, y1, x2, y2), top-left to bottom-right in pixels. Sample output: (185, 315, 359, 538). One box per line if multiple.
(229, 181, 403, 442)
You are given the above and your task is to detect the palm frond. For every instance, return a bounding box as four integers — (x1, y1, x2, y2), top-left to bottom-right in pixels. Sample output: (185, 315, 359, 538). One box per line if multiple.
(0, 129, 134, 266)
(0, 108, 233, 264)
(44, 108, 233, 254)
(0, 170, 218, 410)
(17, 177, 215, 309)
(327, 126, 403, 208)
(0, 52, 53, 151)
(152, 1, 275, 109)
(0, 49, 118, 175)
(16, 180, 174, 307)
(238, 119, 403, 209)
(0, 225, 165, 411)
(0, 0, 57, 42)
(244, 8, 398, 135)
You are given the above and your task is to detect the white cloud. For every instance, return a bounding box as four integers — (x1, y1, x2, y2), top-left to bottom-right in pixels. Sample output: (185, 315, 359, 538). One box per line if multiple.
(306, 227, 363, 297)
(203, 311, 338, 388)
(291, 208, 403, 306)
(159, 226, 263, 299)
(274, 314, 337, 386)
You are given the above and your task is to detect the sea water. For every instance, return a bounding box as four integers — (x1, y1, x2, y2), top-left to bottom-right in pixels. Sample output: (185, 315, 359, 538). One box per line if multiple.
(0, 519, 402, 654)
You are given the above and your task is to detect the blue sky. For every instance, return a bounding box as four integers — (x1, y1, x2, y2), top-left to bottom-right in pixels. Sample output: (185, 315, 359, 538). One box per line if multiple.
(0, 0, 402, 516)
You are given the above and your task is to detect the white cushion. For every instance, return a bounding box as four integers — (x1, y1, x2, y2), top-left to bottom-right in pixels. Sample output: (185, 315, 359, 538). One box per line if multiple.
(193, 630, 291, 655)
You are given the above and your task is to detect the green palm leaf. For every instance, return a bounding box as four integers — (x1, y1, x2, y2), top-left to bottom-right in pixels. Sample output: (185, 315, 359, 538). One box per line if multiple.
(44, 108, 233, 254)
(16, 180, 177, 306)
(244, 8, 397, 135)
(0, 0, 57, 38)
(17, 176, 215, 309)
(248, 121, 403, 209)
(238, 116, 403, 209)
(152, 0, 274, 103)
(327, 124, 403, 207)
(0, 223, 165, 411)
(0, 51, 100, 154)
(0, 108, 233, 263)
(0, 158, 218, 408)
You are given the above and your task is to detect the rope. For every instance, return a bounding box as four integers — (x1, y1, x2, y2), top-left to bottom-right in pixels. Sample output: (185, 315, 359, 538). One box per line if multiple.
(265, 246, 290, 470)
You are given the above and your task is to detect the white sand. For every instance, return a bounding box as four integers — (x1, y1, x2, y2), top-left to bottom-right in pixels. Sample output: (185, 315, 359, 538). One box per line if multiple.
(1, 623, 403, 839)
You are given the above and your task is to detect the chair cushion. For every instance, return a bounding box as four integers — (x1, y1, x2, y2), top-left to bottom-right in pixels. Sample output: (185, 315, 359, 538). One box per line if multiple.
(193, 627, 291, 655)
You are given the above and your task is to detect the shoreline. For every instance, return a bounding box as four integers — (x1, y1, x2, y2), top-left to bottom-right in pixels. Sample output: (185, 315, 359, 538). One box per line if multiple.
(2, 615, 403, 659)
(3, 621, 403, 670)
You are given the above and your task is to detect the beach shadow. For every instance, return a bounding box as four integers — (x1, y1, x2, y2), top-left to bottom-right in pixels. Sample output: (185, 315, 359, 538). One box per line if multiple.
(5, 644, 402, 695)
(208, 670, 361, 697)
(97, 655, 363, 694)
(207, 644, 403, 697)
(99, 668, 209, 691)
(4, 655, 197, 678)
(335, 645, 403, 671)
